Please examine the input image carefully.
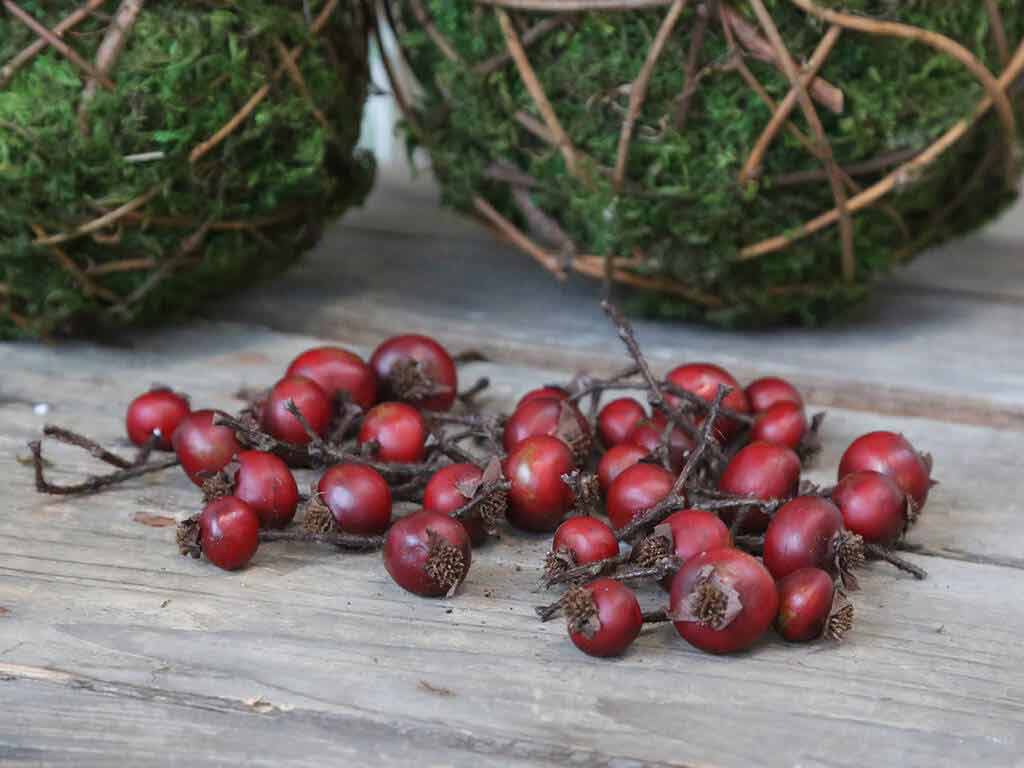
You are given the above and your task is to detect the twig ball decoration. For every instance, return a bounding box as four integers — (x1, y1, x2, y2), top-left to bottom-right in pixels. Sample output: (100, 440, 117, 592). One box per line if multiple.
(0, 0, 373, 339)
(387, 1, 1024, 326)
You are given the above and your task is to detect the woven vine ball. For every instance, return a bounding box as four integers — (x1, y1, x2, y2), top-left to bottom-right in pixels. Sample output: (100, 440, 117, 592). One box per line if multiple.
(387, 1, 1024, 326)
(0, 0, 373, 339)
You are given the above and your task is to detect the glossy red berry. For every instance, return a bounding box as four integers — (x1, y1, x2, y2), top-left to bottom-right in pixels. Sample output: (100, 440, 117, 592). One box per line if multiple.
(198, 496, 260, 571)
(746, 376, 803, 412)
(370, 334, 457, 411)
(423, 463, 488, 545)
(751, 401, 806, 449)
(358, 402, 427, 463)
(596, 443, 648, 494)
(517, 386, 569, 407)
(285, 346, 377, 410)
(606, 463, 676, 531)
(718, 441, 801, 532)
(664, 363, 750, 441)
(659, 508, 732, 573)
(232, 450, 299, 529)
(173, 410, 241, 487)
(383, 510, 471, 597)
(552, 517, 619, 566)
(833, 470, 908, 545)
(597, 398, 646, 448)
(503, 397, 591, 457)
(669, 547, 777, 654)
(626, 419, 693, 473)
(261, 376, 332, 445)
(838, 431, 931, 509)
(318, 464, 392, 535)
(762, 496, 843, 580)
(565, 579, 643, 657)
(126, 388, 190, 450)
(775, 567, 837, 642)
(505, 436, 575, 532)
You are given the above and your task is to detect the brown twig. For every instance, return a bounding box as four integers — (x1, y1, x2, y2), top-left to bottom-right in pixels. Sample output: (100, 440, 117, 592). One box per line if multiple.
(863, 541, 927, 580)
(78, 0, 145, 133)
(30, 440, 178, 496)
(41, 425, 134, 469)
(0, 0, 108, 89)
(673, 0, 713, 130)
(258, 529, 384, 550)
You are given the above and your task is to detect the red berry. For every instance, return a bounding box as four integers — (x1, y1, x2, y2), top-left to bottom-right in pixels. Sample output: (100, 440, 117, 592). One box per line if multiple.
(746, 376, 803, 412)
(285, 346, 377, 410)
(126, 388, 190, 450)
(606, 463, 676, 531)
(596, 443, 649, 494)
(626, 419, 693, 473)
(833, 470, 908, 545)
(838, 431, 931, 509)
(423, 463, 487, 545)
(261, 376, 332, 445)
(669, 547, 777, 654)
(566, 579, 643, 657)
(597, 398, 646, 448)
(370, 334, 457, 411)
(658, 509, 732, 583)
(383, 510, 471, 597)
(318, 464, 392, 535)
(663, 363, 750, 441)
(359, 402, 427, 463)
(505, 435, 575, 532)
(552, 517, 619, 566)
(750, 401, 806, 449)
(775, 567, 836, 642)
(718, 441, 801, 532)
(173, 410, 241, 487)
(233, 451, 299, 529)
(502, 397, 590, 456)
(762, 496, 843, 580)
(198, 496, 260, 571)
(517, 386, 569, 407)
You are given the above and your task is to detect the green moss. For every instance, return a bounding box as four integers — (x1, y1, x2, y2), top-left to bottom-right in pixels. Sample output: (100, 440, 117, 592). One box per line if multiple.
(0, 1, 373, 339)
(397, 1, 1023, 326)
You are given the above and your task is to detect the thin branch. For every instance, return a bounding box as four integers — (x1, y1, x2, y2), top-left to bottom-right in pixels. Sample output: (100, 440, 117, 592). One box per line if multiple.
(258, 529, 384, 550)
(30, 440, 178, 496)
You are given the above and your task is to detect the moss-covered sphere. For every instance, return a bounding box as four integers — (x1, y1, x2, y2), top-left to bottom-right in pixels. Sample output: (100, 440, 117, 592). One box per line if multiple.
(0, 1, 373, 338)
(397, 1, 1023, 326)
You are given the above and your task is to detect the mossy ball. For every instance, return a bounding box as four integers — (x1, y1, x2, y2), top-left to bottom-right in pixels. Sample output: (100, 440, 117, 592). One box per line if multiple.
(393, 1, 1024, 326)
(0, 1, 373, 339)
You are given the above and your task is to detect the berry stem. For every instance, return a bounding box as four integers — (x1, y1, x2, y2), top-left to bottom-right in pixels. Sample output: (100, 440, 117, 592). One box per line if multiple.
(458, 376, 490, 403)
(540, 551, 630, 588)
(258, 529, 385, 550)
(42, 425, 136, 468)
(641, 609, 671, 624)
(863, 541, 928, 580)
(29, 439, 178, 496)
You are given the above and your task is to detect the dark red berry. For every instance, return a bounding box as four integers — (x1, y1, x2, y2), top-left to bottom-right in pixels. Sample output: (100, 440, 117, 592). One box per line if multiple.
(762, 496, 843, 580)
(173, 410, 241, 487)
(383, 510, 471, 597)
(750, 401, 806, 449)
(552, 517, 619, 566)
(597, 398, 646, 448)
(663, 363, 750, 440)
(833, 470, 908, 545)
(565, 579, 643, 657)
(517, 386, 569, 407)
(626, 419, 693, 473)
(746, 377, 803, 412)
(126, 388, 190, 450)
(261, 376, 332, 445)
(503, 397, 590, 457)
(285, 346, 377, 410)
(423, 463, 488, 545)
(233, 450, 299, 529)
(370, 334, 457, 412)
(606, 463, 676, 531)
(657, 509, 732, 587)
(718, 441, 801, 532)
(505, 435, 575, 532)
(597, 443, 648, 494)
(318, 464, 392, 535)
(198, 496, 260, 571)
(669, 547, 777, 654)
(838, 431, 931, 509)
(775, 567, 837, 642)
(358, 402, 427, 463)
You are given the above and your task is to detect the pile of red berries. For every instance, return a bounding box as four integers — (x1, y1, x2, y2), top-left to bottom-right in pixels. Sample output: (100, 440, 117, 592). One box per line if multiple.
(32, 303, 933, 660)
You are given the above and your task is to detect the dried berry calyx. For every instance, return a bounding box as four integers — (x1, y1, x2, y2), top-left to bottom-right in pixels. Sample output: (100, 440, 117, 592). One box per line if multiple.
(200, 465, 237, 502)
(301, 491, 336, 535)
(669, 565, 743, 630)
(833, 530, 866, 591)
(826, 591, 855, 641)
(176, 515, 201, 558)
(560, 470, 601, 516)
(556, 402, 593, 465)
(390, 359, 450, 402)
(563, 585, 601, 639)
(630, 526, 672, 567)
(543, 547, 577, 582)
(424, 530, 467, 596)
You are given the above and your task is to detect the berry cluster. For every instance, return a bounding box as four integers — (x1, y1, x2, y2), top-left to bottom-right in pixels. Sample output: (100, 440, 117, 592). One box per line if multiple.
(29, 303, 932, 659)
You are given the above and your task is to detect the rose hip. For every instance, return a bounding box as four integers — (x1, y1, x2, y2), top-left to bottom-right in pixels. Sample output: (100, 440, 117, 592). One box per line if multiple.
(261, 376, 332, 445)
(669, 547, 777, 654)
(318, 464, 392, 535)
(833, 470, 908, 546)
(358, 402, 427, 463)
(232, 450, 299, 529)
(596, 443, 649, 494)
(285, 346, 377, 410)
(551, 517, 620, 566)
(383, 510, 471, 597)
(718, 441, 801, 532)
(838, 431, 932, 509)
(197, 496, 260, 571)
(762, 496, 844, 581)
(503, 397, 591, 459)
(597, 398, 646, 448)
(565, 579, 643, 657)
(750, 402, 806, 450)
(664, 363, 750, 440)
(658, 508, 732, 576)
(775, 567, 842, 642)
(626, 419, 693, 473)
(423, 463, 487, 545)
(173, 410, 241, 487)
(370, 334, 457, 412)
(606, 463, 676, 531)
(505, 435, 575, 532)
(746, 376, 803, 412)
(126, 388, 190, 450)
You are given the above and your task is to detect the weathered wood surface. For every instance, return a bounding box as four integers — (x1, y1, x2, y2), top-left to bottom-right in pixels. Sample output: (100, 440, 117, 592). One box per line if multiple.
(1, 320, 1023, 767)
